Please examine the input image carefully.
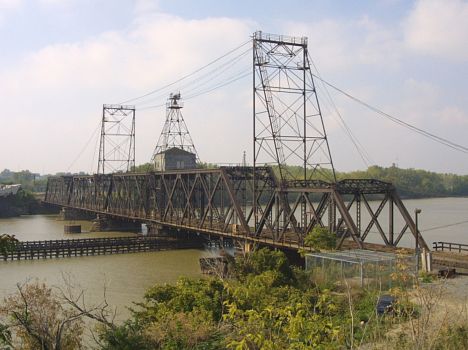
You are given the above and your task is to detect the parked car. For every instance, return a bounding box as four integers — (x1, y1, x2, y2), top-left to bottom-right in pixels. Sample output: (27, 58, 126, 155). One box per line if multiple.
(376, 295, 395, 315)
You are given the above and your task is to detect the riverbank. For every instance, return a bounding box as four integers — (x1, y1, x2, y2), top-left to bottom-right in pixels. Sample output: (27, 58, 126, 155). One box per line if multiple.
(0, 189, 58, 218)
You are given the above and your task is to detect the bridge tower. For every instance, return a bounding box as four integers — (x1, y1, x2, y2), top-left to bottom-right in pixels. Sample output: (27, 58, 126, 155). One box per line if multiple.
(97, 105, 136, 174)
(253, 31, 335, 183)
(252, 31, 337, 239)
(151, 93, 199, 162)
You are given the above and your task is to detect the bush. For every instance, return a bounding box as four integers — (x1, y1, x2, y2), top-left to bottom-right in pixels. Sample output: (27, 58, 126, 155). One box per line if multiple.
(305, 227, 336, 250)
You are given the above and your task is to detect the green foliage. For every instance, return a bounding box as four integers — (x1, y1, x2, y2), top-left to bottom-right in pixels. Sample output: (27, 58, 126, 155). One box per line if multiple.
(270, 164, 468, 198)
(0, 169, 47, 192)
(196, 162, 219, 169)
(131, 163, 154, 173)
(305, 227, 336, 251)
(98, 248, 402, 349)
(99, 321, 150, 350)
(419, 271, 434, 283)
(232, 247, 294, 284)
(339, 164, 468, 198)
(434, 325, 468, 350)
(0, 234, 17, 256)
(0, 189, 46, 218)
(142, 278, 225, 322)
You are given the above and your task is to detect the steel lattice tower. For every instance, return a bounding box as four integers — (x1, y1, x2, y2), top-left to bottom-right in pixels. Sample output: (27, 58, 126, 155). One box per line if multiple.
(253, 31, 335, 183)
(151, 93, 199, 161)
(97, 104, 136, 174)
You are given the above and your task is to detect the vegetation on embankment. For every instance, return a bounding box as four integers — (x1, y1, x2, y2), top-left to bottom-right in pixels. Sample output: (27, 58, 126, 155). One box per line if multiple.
(0, 189, 57, 218)
(338, 165, 468, 199)
(274, 164, 468, 198)
(0, 247, 467, 349)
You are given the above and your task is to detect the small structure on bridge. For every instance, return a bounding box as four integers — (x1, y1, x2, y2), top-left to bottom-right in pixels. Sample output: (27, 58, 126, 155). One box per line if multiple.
(154, 147, 197, 171)
(151, 93, 200, 170)
(305, 249, 416, 289)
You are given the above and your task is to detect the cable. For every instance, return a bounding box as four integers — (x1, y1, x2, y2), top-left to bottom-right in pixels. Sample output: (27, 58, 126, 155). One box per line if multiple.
(363, 218, 468, 239)
(422, 219, 468, 232)
(312, 74, 468, 154)
(135, 47, 250, 108)
(184, 70, 251, 100)
(90, 123, 101, 174)
(308, 54, 374, 167)
(137, 102, 166, 111)
(66, 122, 101, 172)
(118, 39, 251, 105)
(138, 69, 251, 111)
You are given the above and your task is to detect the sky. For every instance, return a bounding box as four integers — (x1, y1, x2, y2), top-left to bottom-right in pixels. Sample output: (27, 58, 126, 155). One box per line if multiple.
(0, 0, 467, 175)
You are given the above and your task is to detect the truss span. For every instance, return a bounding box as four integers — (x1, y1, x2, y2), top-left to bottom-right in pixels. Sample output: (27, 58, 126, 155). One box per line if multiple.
(44, 167, 427, 251)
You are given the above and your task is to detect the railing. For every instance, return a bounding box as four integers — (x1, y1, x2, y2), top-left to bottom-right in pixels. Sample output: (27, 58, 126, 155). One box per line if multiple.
(433, 241, 468, 253)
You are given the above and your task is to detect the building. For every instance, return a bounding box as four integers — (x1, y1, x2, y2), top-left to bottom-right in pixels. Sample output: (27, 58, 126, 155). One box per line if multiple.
(153, 147, 197, 171)
(0, 184, 21, 197)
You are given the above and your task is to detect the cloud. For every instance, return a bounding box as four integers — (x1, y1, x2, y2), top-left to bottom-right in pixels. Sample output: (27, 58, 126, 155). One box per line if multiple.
(439, 106, 468, 125)
(0, 12, 255, 173)
(284, 16, 403, 74)
(0, 0, 21, 9)
(404, 0, 468, 61)
(134, 0, 159, 15)
(0, 0, 21, 24)
(1, 3, 467, 175)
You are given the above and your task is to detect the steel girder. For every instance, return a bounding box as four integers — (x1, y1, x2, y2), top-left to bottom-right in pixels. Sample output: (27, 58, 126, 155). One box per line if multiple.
(44, 167, 428, 250)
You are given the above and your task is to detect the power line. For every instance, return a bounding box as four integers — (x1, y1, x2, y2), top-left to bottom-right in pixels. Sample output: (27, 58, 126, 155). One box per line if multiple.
(118, 39, 251, 105)
(138, 69, 251, 111)
(185, 68, 251, 100)
(312, 74, 468, 154)
(423, 219, 468, 232)
(308, 54, 374, 167)
(66, 122, 101, 172)
(135, 47, 250, 108)
(365, 218, 468, 238)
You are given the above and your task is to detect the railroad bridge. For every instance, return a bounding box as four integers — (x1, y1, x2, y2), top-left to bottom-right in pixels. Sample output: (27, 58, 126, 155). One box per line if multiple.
(44, 166, 428, 251)
(44, 31, 428, 252)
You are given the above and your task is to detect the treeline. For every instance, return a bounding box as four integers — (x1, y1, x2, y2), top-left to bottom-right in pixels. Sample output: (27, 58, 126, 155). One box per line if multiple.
(0, 169, 47, 192)
(338, 165, 468, 198)
(4, 164, 468, 199)
(256, 164, 468, 198)
(113, 163, 468, 198)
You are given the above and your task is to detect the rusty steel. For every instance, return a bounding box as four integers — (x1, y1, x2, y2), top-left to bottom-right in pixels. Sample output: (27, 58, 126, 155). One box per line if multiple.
(45, 167, 428, 251)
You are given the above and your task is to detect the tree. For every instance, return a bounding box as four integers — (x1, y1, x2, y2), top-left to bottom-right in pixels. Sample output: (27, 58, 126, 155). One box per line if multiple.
(0, 234, 18, 256)
(0, 281, 84, 350)
(0, 277, 117, 350)
(305, 227, 336, 251)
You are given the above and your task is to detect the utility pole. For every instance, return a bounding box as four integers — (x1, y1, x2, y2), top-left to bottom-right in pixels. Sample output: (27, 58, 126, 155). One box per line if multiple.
(415, 208, 422, 271)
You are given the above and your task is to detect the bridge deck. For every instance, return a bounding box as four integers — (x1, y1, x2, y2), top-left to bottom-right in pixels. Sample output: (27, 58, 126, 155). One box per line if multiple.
(44, 167, 428, 251)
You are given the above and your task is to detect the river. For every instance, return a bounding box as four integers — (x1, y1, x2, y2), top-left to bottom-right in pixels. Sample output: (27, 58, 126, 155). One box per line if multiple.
(0, 196, 467, 320)
(0, 215, 208, 321)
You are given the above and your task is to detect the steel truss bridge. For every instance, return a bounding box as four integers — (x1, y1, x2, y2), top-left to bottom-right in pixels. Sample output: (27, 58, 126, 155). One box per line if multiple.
(44, 166, 428, 251)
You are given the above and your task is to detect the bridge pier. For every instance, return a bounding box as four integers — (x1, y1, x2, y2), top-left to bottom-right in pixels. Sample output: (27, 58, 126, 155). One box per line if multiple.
(90, 215, 142, 232)
(59, 208, 94, 221)
(146, 223, 168, 237)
